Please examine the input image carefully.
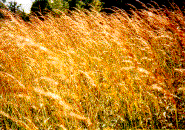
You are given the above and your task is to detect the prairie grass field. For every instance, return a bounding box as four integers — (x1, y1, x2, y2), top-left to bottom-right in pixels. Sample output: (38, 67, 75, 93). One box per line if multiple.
(0, 5, 185, 129)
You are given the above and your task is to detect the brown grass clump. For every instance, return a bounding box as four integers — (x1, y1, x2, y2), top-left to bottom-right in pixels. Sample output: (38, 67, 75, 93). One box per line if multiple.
(0, 5, 184, 129)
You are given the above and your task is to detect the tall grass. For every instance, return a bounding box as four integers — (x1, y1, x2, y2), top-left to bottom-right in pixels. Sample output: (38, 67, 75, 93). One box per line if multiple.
(0, 5, 185, 129)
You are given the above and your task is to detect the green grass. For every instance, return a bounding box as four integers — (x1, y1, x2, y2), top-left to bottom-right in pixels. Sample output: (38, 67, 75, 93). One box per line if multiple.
(0, 7, 185, 129)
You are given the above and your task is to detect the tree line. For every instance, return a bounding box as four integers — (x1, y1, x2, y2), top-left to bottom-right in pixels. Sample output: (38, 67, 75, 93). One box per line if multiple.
(0, 0, 184, 21)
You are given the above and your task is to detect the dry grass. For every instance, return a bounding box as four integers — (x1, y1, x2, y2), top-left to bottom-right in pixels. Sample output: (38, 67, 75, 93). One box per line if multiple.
(0, 6, 185, 129)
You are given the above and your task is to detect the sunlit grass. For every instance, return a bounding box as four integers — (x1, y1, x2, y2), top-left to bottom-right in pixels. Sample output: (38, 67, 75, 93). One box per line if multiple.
(0, 5, 184, 129)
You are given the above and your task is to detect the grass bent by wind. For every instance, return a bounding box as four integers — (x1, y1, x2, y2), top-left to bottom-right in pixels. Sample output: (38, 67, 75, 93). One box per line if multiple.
(0, 5, 185, 129)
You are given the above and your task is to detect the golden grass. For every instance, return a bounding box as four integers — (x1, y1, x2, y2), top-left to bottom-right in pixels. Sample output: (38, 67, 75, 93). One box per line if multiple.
(0, 6, 185, 129)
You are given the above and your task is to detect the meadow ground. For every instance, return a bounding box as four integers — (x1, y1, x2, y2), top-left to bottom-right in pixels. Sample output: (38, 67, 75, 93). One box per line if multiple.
(0, 6, 185, 129)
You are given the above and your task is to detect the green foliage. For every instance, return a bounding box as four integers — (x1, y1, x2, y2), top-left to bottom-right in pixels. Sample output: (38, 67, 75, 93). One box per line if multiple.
(0, 1, 27, 21)
(7, 1, 22, 13)
(31, 0, 52, 16)
(68, 0, 102, 10)
(91, 0, 102, 11)
(0, 0, 8, 9)
(50, 0, 69, 13)
(49, 0, 103, 14)
(0, 1, 8, 19)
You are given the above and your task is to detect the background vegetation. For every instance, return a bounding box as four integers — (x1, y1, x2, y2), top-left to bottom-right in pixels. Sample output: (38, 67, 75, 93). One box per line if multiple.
(0, 0, 30, 21)
(1, 0, 184, 21)
(0, 1, 185, 129)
